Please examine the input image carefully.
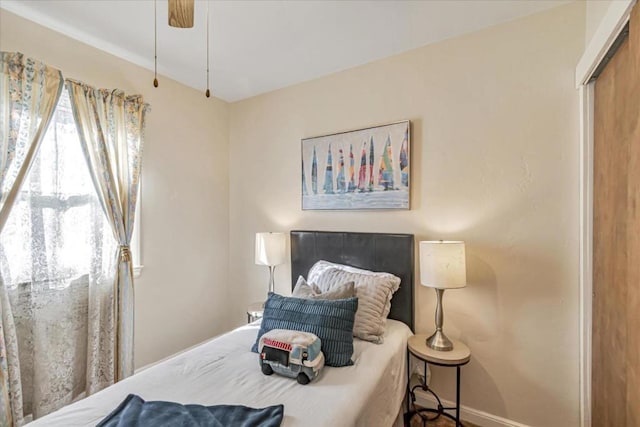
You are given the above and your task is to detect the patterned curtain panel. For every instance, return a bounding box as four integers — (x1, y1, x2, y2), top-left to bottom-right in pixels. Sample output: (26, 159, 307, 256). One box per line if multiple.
(0, 87, 118, 421)
(66, 80, 148, 382)
(0, 52, 64, 426)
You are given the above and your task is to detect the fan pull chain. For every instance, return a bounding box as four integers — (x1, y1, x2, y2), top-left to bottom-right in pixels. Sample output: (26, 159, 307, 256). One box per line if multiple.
(205, 0, 211, 98)
(153, 0, 159, 88)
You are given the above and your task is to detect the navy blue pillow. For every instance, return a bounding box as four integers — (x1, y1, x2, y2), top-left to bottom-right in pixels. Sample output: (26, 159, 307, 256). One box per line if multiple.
(251, 292, 358, 367)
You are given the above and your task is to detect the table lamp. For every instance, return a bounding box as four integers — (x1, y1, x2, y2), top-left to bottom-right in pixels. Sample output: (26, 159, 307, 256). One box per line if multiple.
(419, 240, 467, 351)
(255, 232, 287, 297)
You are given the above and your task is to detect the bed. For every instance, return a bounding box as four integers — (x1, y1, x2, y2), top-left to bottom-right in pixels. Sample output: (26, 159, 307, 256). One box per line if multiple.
(31, 231, 415, 427)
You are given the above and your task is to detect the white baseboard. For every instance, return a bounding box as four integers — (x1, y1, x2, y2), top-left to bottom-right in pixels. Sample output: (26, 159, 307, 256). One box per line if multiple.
(413, 391, 531, 427)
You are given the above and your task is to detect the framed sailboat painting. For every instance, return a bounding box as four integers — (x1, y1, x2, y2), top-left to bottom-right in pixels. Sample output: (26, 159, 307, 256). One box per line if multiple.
(301, 120, 410, 210)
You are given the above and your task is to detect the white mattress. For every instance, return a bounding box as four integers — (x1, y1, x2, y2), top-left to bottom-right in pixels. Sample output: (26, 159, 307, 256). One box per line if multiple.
(30, 319, 412, 427)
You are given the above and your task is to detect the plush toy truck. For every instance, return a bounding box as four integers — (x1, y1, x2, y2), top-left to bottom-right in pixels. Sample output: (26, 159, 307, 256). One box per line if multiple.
(258, 329, 325, 385)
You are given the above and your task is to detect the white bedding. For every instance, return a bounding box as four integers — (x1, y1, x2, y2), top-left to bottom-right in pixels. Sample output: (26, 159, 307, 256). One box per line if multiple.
(31, 319, 412, 427)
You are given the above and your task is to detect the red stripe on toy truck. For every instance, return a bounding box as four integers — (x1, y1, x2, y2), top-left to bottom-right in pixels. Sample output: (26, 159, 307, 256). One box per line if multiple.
(264, 338, 292, 351)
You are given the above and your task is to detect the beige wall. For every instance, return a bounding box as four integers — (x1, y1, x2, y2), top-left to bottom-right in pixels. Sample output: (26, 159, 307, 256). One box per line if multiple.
(2, 2, 588, 425)
(229, 3, 584, 426)
(0, 11, 232, 369)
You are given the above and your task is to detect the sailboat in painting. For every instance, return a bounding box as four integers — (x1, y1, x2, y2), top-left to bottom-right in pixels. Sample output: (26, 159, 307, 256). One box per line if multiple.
(311, 146, 318, 194)
(302, 157, 308, 195)
(357, 141, 367, 192)
(368, 137, 375, 192)
(323, 144, 334, 194)
(336, 149, 346, 193)
(399, 128, 409, 187)
(348, 144, 356, 192)
(378, 135, 394, 190)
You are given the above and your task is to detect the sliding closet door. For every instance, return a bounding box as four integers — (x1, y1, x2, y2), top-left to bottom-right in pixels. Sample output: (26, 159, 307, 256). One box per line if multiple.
(592, 4, 639, 426)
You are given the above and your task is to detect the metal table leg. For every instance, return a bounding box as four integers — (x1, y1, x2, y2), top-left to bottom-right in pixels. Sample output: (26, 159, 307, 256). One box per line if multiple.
(456, 365, 461, 426)
(406, 360, 465, 427)
(406, 351, 411, 414)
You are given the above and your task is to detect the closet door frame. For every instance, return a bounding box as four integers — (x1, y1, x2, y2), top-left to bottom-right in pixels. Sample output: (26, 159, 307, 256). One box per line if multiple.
(576, 2, 636, 426)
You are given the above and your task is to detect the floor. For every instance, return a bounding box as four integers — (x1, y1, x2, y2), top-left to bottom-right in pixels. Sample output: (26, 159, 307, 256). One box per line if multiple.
(407, 410, 479, 427)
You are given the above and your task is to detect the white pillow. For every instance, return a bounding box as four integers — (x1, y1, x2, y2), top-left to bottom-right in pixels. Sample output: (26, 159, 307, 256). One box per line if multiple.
(308, 261, 401, 343)
(292, 275, 355, 300)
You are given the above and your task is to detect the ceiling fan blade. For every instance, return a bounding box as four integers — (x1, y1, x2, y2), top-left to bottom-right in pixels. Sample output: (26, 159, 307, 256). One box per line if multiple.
(168, 0, 194, 28)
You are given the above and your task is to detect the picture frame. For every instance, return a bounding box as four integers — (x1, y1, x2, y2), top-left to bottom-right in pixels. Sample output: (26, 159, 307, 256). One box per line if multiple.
(301, 120, 410, 210)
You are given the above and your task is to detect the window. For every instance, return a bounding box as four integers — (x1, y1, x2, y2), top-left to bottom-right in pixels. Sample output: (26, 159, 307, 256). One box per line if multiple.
(0, 86, 142, 420)
(0, 88, 142, 290)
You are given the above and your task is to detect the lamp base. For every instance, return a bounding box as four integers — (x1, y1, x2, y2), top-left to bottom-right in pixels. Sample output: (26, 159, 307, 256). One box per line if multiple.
(426, 330, 453, 351)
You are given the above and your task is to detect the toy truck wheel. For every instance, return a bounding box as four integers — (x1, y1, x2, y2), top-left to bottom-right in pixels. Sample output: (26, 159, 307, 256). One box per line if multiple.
(296, 373, 310, 385)
(261, 362, 273, 375)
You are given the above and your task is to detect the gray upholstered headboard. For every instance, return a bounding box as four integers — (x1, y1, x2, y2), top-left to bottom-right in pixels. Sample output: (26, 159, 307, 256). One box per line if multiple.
(290, 230, 415, 332)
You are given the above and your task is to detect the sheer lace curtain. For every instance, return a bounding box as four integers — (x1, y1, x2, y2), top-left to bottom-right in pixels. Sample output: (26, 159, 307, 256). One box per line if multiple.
(0, 52, 148, 425)
(0, 88, 118, 421)
(0, 52, 64, 426)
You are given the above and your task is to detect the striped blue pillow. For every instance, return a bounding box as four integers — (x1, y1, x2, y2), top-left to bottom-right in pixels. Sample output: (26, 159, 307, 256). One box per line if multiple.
(251, 292, 358, 367)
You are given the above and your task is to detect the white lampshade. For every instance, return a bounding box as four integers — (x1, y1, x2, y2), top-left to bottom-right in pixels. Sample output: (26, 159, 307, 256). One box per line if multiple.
(419, 241, 467, 289)
(255, 232, 287, 266)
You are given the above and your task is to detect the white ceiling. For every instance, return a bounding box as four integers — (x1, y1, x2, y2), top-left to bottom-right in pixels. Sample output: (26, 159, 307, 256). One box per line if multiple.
(0, 0, 570, 102)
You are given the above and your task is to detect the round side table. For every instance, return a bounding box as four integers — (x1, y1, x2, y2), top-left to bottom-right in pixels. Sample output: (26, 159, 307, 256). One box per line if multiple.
(247, 302, 264, 323)
(406, 335, 471, 427)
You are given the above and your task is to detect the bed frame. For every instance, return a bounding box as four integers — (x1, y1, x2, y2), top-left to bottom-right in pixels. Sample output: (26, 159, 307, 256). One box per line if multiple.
(290, 230, 415, 332)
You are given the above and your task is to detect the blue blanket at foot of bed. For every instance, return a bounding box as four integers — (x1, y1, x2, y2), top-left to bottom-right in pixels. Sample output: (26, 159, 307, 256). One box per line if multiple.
(97, 394, 284, 427)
